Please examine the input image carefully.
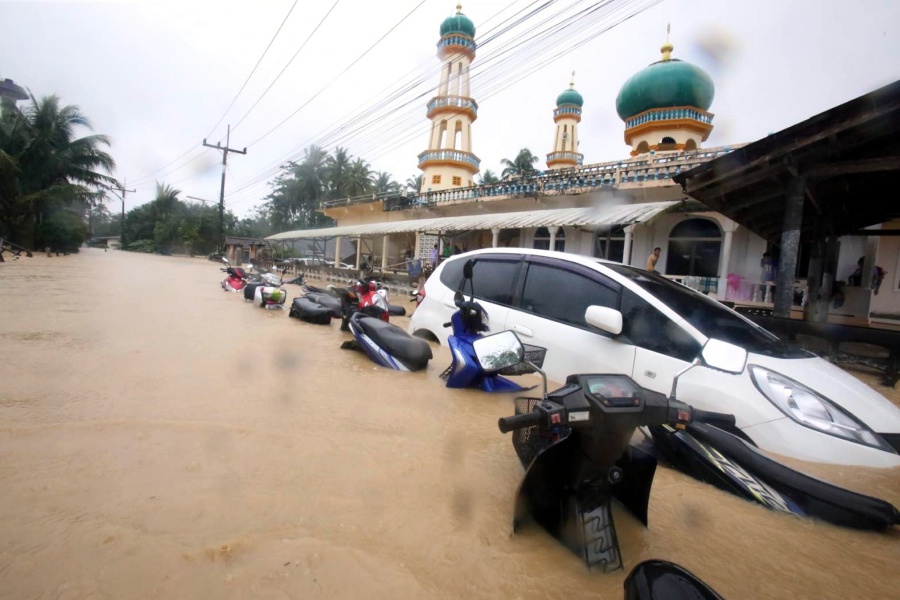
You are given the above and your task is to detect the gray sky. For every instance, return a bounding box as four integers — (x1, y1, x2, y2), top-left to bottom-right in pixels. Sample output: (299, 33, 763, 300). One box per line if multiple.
(3, 0, 898, 219)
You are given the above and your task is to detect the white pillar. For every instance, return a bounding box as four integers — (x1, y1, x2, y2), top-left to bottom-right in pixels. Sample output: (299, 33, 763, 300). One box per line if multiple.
(381, 235, 389, 270)
(718, 220, 738, 300)
(355, 237, 362, 269)
(548, 226, 559, 251)
(334, 236, 342, 268)
(491, 227, 500, 248)
(623, 225, 634, 265)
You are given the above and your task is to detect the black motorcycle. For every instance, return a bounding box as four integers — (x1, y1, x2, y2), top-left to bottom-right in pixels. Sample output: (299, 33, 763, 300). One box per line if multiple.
(490, 333, 898, 571)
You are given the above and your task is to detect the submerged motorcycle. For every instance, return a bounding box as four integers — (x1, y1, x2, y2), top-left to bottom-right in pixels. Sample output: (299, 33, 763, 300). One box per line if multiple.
(491, 334, 898, 570)
(342, 311, 433, 371)
(443, 259, 545, 392)
(220, 258, 247, 292)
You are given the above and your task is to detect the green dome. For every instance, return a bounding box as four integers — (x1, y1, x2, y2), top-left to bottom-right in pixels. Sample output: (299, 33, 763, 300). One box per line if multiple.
(615, 51, 714, 120)
(556, 87, 584, 108)
(440, 9, 475, 38)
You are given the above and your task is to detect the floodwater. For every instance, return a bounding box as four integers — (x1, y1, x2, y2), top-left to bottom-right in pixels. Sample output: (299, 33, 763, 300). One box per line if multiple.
(0, 249, 898, 599)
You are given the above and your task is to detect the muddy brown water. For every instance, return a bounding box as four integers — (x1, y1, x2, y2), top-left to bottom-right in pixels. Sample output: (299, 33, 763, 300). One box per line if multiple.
(1, 249, 898, 599)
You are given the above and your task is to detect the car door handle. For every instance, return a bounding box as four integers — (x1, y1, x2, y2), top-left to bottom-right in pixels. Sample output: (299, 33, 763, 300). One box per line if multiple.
(512, 324, 533, 337)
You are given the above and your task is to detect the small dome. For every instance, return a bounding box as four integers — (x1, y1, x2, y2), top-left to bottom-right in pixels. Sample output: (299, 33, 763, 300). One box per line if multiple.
(615, 43, 714, 120)
(440, 4, 475, 38)
(556, 87, 584, 108)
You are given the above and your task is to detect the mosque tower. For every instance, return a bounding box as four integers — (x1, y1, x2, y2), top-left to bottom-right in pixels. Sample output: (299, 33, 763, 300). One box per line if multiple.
(417, 3, 480, 192)
(615, 29, 715, 155)
(546, 73, 584, 170)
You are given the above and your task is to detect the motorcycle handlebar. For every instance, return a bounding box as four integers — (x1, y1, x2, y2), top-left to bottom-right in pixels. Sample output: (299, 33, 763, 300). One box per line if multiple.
(691, 409, 737, 428)
(498, 411, 544, 434)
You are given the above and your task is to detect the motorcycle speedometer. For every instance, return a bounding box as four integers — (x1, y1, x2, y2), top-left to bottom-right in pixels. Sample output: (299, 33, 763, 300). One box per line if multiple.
(583, 374, 642, 408)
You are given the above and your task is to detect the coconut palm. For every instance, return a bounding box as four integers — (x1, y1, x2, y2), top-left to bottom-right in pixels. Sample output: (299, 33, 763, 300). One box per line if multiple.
(500, 148, 539, 179)
(373, 171, 400, 195)
(340, 158, 374, 198)
(0, 94, 116, 246)
(479, 169, 500, 185)
(325, 146, 352, 199)
(406, 174, 424, 193)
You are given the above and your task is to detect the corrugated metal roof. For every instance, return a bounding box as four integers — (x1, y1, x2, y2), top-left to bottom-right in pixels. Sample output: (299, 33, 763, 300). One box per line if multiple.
(266, 201, 679, 241)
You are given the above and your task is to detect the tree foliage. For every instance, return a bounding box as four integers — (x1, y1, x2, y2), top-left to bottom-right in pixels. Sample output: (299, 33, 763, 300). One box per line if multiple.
(0, 94, 116, 250)
(500, 148, 540, 179)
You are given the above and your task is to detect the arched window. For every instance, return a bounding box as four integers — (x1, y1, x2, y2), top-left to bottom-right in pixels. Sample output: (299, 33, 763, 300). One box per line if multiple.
(661, 136, 676, 144)
(636, 141, 650, 154)
(533, 227, 565, 251)
(684, 138, 697, 151)
(595, 226, 627, 263)
(666, 218, 722, 277)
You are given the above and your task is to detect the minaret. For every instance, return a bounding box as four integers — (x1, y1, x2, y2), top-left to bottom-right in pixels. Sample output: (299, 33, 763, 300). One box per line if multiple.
(615, 27, 715, 155)
(417, 3, 480, 192)
(546, 72, 584, 170)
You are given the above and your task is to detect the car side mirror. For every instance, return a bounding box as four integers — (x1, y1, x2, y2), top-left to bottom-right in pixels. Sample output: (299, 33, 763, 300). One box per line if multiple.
(701, 338, 747, 374)
(472, 330, 524, 373)
(584, 306, 623, 336)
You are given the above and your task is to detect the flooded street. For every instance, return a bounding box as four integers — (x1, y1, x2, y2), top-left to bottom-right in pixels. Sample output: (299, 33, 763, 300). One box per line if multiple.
(1, 249, 898, 599)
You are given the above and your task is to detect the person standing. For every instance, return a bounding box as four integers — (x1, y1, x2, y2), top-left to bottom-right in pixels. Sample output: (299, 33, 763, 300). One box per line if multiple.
(430, 244, 439, 268)
(646, 247, 661, 272)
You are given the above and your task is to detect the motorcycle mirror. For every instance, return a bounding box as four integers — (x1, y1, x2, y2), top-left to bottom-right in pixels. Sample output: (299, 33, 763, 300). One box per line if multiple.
(472, 330, 524, 373)
(463, 259, 474, 280)
(453, 290, 464, 305)
(221, 257, 230, 265)
(584, 305, 623, 336)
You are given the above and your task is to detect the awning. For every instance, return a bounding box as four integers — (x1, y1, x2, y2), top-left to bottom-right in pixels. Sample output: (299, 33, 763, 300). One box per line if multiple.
(266, 201, 680, 241)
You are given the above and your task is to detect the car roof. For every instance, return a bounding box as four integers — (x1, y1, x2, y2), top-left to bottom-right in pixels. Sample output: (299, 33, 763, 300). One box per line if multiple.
(449, 247, 621, 270)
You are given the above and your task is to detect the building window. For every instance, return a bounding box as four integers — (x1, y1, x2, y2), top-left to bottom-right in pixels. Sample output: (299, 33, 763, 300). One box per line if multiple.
(666, 218, 722, 277)
(533, 227, 565, 252)
(432, 175, 441, 184)
(452, 176, 462, 186)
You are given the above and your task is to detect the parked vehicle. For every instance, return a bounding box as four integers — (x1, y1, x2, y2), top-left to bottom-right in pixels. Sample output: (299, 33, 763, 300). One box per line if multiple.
(342, 312, 432, 371)
(624, 561, 724, 600)
(409, 248, 900, 468)
(253, 285, 286, 309)
(493, 333, 899, 571)
(219, 258, 246, 292)
(442, 259, 545, 392)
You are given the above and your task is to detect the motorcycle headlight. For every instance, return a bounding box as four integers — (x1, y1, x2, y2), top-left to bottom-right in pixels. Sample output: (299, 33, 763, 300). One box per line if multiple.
(749, 365, 893, 452)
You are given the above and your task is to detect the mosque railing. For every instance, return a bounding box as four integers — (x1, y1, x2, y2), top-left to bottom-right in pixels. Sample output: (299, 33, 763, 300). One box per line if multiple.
(323, 145, 745, 212)
(546, 151, 584, 164)
(553, 106, 583, 118)
(427, 96, 479, 116)
(417, 149, 481, 171)
(625, 107, 714, 129)
(437, 35, 476, 51)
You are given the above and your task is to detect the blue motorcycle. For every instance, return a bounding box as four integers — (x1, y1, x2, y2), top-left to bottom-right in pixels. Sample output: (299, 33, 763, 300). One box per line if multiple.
(442, 259, 545, 392)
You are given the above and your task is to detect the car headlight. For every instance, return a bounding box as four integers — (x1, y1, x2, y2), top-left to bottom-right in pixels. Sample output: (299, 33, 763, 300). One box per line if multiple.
(749, 365, 894, 452)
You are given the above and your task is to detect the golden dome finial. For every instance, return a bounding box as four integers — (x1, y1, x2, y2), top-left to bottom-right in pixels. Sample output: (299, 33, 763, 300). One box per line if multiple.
(661, 23, 673, 60)
(456, 2, 462, 13)
(570, 71, 576, 88)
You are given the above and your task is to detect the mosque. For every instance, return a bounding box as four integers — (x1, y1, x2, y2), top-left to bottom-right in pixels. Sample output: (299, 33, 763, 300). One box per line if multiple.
(270, 3, 900, 326)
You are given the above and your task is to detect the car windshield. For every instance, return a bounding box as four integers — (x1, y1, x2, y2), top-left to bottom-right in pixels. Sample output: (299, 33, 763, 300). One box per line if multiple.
(604, 264, 810, 358)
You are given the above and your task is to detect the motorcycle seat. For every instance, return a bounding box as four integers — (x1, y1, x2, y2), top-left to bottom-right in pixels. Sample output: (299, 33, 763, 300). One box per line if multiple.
(354, 314, 433, 368)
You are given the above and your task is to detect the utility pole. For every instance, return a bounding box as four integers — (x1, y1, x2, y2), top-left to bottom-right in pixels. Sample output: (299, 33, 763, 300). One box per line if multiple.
(202, 125, 246, 250)
(109, 178, 135, 248)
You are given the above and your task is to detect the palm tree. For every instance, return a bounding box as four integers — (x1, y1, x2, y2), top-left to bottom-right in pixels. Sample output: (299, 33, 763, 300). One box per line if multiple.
(0, 94, 116, 246)
(373, 171, 400, 195)
(325, 146, 352, 199)
(479, 169, 500, 185)
(340, 158, 374, 197)
(500, 148, 539, 179)
(406, 174, 424, 193)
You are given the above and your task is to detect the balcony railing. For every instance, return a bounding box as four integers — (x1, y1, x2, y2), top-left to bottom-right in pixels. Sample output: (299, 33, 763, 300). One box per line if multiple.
(546, 151, 583, 164)
(320, 144, 744, 212)
(625, 107, 713, 129)
(437, 35, 476, 52)
(427, 96, 478, 116)
(417, 149, 481, 171)
(553, 106, 582, 118)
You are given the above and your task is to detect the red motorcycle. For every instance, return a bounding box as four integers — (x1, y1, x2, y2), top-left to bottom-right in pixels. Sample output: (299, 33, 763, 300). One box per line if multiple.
(220, 258, 247, 292)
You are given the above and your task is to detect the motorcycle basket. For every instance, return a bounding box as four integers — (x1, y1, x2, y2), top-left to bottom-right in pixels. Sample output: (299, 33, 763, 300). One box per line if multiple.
(497, 344, 547, 376)
(511, 396, 570, 468)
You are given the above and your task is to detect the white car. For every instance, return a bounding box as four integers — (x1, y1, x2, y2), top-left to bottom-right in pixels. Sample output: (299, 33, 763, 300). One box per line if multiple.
(409, 248, 900, 468)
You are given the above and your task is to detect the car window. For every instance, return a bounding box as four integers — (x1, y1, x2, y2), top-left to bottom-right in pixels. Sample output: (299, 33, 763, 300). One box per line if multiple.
(471, 260, 520, 305)
(619, 288, 701, 362)
(604, 264, 810, 358)
(439, 256, 465, 291)
(520, 262, 618, 328)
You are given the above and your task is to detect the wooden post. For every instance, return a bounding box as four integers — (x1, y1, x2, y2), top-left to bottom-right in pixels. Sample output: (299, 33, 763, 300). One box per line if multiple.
(774, 176, 805, 318)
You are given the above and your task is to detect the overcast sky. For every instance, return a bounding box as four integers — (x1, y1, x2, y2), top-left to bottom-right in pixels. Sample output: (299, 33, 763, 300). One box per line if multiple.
(3, 0, 898, 219)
